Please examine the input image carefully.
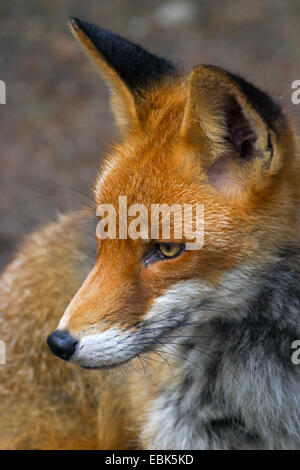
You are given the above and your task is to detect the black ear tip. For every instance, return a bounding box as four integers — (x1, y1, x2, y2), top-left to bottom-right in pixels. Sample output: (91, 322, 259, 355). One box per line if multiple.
(69, 17, 91, 33)
(68, 17, 107, 40)
(69, 17, 81, 30)
(68, 17, 178, 92)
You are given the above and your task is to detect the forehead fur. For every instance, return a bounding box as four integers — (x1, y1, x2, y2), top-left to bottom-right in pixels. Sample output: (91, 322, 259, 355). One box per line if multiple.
(94, 80, 190, 204)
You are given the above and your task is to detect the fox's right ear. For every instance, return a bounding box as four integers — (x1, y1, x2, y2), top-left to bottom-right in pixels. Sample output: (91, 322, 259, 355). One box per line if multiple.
(69, 18, 177, 136)
(180, 65, 289, 198)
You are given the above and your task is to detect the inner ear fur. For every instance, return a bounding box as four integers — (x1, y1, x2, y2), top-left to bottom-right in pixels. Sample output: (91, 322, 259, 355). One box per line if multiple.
(181, 65, 285, 195)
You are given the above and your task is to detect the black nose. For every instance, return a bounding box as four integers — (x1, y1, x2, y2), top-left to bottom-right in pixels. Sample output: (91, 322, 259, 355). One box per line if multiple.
(47, 330, 77, 361)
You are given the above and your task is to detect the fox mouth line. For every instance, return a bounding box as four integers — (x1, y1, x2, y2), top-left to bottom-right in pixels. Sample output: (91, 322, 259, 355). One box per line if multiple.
(81, 357, 133, 370)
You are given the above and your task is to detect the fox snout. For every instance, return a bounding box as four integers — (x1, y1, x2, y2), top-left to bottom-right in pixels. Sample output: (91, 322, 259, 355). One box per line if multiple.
(47, 329, 78, 361)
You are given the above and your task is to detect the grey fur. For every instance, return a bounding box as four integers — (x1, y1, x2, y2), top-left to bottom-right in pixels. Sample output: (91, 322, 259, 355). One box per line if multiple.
(142, 245, 300, 449)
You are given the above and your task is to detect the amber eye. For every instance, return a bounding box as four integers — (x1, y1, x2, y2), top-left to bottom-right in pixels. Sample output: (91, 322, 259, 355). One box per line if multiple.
(158, 242, 185, 259)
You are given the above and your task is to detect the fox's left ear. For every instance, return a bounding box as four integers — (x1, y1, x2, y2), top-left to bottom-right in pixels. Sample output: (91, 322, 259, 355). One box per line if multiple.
(69, 18, 178, 135)
(181, 65, 289, 196)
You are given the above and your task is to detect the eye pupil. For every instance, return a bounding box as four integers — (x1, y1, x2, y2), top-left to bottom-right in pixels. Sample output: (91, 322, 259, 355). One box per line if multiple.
(158, 243, 184, 259)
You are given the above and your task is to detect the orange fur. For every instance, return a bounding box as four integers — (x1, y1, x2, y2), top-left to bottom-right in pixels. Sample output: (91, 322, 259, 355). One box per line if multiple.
(0, 20, 299, 449)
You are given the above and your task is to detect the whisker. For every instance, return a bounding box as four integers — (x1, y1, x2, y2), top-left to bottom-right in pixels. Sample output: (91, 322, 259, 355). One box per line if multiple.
(52, 185, 96, 206)
(154, 340, 239, 384)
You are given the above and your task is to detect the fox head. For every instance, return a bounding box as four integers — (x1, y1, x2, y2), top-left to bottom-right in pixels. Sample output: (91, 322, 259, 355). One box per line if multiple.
(47, 18, 299, 369)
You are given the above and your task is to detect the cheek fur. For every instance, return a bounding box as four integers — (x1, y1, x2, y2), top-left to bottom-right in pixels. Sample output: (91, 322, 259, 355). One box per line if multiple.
(68, 279, 213, 369)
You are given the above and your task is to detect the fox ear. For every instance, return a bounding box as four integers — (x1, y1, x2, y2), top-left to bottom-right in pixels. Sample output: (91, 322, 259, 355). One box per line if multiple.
(69, 18, 177, 135)
(181, 65, 285, 196)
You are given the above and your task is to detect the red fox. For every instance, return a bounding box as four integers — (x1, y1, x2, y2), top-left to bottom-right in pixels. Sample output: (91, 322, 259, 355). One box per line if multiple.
(0, 17, 299, 449)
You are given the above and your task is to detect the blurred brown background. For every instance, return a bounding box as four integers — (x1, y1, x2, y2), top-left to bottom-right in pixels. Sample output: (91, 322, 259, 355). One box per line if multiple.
(0, 0, 299, 270)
